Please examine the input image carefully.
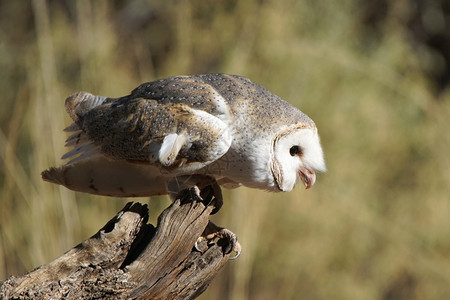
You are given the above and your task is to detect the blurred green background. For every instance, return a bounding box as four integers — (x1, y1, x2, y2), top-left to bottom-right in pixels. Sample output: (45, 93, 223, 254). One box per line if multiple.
(1, 0, 449, 299)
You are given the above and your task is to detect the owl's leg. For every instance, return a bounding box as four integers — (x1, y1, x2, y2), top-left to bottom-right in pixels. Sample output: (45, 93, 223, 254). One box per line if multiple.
(195, 221, 241, 260)
(167, 175, 223, 214)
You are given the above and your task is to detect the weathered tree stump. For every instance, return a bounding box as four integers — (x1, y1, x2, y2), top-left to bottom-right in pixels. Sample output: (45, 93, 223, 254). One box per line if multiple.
(0, 189, 237, 299)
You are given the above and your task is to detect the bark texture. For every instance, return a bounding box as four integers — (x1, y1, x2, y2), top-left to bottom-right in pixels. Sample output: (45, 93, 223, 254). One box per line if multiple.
(0, 189, 236, 299)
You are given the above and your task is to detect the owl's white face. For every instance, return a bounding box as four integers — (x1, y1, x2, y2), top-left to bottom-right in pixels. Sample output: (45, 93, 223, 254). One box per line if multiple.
(271, 126, 326, 192)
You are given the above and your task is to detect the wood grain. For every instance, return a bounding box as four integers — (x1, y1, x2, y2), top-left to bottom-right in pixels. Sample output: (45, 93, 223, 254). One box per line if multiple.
(0, 189, 236, 299)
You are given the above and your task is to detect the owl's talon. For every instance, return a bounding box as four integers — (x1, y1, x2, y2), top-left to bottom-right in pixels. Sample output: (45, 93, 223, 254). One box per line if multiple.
(195, 221, 240, 259)
(210, 195, 223, 215)
(229, 241, 242, 260)
(194, 236, 208, 252)
(193, 181, 223, 214)
(208, 181, 223, 215)
(214, 228, 239, 257)
(190, 186, 203, 200)
(168, 176, 224, 214)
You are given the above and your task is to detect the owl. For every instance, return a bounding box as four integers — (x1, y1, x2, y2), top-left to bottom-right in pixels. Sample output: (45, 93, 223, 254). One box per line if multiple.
(42, 74, 326, 256)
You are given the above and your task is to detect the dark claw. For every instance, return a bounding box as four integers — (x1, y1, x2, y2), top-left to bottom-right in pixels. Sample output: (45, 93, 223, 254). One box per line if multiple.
(216, 228, 241, 259)
(195, 221, 241, 259)
(198, 183, 223, 215)
(229, 244, 241, 260)
(210, 197, 223, 215)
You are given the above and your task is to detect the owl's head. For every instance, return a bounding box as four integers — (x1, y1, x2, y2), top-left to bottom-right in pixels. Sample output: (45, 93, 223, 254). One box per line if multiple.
(271, 124, 326, 192)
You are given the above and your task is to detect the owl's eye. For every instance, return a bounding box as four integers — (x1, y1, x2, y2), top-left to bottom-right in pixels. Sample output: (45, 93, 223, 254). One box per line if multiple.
(289, 145, 302, 156)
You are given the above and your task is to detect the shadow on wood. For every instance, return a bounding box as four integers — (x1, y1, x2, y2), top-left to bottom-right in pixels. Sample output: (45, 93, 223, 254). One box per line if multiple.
(0, 188, 237, 299)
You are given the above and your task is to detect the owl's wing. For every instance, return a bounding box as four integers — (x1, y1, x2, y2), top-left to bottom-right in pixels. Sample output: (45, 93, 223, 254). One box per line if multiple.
(61, 87, 232, 174)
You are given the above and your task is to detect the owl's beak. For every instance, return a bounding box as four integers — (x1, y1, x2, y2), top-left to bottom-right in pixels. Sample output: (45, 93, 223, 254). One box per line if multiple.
(299, 167, 316, 189)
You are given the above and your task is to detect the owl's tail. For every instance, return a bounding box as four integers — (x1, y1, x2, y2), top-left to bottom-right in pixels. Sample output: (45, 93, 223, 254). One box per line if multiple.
(41, 156, 169, 197)
(65, 92, 107, 123)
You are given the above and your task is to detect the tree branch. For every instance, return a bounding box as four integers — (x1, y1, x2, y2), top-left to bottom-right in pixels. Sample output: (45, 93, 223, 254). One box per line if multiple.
(1, 188, 236, 299)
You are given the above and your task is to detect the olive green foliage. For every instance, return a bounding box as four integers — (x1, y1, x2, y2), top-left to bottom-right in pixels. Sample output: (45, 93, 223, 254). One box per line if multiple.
(1, 1, 449, 299)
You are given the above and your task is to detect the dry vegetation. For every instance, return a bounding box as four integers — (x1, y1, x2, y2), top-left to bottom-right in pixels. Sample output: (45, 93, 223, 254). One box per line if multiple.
(1, 0, 449, 299)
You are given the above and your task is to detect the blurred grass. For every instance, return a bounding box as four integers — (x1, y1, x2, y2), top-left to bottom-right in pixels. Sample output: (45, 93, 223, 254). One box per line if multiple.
(1, 0, 449, 299)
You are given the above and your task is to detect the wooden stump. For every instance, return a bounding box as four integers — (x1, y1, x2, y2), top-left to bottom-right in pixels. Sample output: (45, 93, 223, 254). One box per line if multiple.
(0, 188, 237, 299)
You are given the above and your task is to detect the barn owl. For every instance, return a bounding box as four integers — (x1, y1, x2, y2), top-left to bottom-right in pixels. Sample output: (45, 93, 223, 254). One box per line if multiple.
(42, 73, 326, 257)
